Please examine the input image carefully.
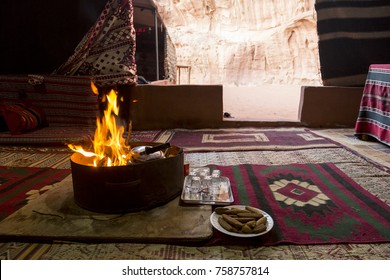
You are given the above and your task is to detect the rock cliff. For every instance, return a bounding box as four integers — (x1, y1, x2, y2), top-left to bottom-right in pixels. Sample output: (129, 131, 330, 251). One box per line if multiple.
(152, 0, 322, 86)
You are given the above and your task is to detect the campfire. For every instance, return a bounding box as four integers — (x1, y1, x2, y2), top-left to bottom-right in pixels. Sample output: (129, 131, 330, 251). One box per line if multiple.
(69, 83, 184, 213)
(68, 83, 136, 167)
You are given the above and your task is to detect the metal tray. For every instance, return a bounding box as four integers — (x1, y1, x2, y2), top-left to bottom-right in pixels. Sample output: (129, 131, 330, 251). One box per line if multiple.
(180, 175, 234, 205)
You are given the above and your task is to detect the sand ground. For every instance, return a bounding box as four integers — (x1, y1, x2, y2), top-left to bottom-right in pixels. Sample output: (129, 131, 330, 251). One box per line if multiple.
(223, 85, 301, 122)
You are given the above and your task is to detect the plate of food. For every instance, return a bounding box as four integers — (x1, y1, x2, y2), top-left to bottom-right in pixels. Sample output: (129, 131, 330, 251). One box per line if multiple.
(210, 205, 274, 237)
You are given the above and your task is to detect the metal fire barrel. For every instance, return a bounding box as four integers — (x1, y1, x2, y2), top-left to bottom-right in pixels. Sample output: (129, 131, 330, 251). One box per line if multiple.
(70, 142, 184, 213)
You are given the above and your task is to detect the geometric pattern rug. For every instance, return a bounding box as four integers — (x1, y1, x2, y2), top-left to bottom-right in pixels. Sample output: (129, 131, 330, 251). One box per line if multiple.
(207, 163, 390, 246)
(154, 128, 339, 152)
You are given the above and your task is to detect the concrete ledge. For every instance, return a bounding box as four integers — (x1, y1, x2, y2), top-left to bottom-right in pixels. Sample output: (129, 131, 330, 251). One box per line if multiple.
(299, 86, 364, 128)
(128, 84, 223, 130)
(119, 85, 364, 130)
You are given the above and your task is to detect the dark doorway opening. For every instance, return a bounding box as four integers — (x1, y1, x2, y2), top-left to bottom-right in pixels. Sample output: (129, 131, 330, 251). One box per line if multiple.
(134, 2, 166, 82)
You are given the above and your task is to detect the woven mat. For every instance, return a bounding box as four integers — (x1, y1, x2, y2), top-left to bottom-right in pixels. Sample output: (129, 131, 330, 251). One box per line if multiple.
(155, 128, 338, 152)
(0, 175, 212, 243)
(1, 129, 389, 259)
(206, 163, 390, 246)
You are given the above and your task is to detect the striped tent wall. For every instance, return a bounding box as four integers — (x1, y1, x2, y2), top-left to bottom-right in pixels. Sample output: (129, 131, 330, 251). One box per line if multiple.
(315, 0, 390, 86)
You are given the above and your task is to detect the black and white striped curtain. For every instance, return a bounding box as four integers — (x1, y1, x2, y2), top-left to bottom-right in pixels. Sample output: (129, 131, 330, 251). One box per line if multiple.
(315, 0, 390, 86)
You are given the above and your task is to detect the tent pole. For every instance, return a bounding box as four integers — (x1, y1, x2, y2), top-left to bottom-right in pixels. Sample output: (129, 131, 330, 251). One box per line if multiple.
(154, 8, 159, 81)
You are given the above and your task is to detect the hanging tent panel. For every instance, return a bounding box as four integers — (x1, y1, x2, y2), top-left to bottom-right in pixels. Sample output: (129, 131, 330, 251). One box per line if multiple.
(56, 0, 137, 87)
(315, 0, 390, 86)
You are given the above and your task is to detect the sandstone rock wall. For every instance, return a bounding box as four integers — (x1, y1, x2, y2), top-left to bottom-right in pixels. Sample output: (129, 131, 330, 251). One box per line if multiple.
(152, 0, 322, 86)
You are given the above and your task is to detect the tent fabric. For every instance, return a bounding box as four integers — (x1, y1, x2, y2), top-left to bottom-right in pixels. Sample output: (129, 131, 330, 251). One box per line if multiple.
(56, 0, 137, 87)
(315, 0, 390, 86)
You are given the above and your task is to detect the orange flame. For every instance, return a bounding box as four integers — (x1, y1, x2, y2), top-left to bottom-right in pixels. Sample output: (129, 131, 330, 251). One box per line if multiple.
(68, 84, 132, 167)
(90, 81, 99, 95)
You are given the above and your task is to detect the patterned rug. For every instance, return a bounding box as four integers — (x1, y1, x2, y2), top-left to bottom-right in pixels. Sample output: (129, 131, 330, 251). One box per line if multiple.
(155, 128, 338, 152)
(126, 130, 163, 143)
(313, 128, 390, 170)
(0, 129, 389, 260)
(206, 163, 390, 246)
(1, 162, 388, 246)
(0, 166, 71, 221)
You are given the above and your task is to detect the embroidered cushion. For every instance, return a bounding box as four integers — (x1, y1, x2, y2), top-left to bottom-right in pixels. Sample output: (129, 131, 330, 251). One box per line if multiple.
(0, 102, 46, 135)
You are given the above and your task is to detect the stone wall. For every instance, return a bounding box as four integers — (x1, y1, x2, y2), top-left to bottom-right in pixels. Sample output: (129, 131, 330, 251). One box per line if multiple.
(152, 0, 322, 86)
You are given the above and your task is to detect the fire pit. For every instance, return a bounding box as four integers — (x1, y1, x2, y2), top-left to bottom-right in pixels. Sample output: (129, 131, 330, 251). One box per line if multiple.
(71, 142, 184, 213)
(68, 84, 184, 213)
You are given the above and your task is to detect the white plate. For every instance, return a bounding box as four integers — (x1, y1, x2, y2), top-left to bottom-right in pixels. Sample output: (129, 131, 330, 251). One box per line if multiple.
(210, 205, 274, 238)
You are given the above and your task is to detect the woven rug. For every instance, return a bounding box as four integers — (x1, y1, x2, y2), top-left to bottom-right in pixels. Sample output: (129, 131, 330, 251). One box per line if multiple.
(126, 130, 163, 143)
(205, 163, 390, 246)
(0, 129, 389, 259)
(0, 166, 71, 221)
(313, 128, 390, 170)
(0, 162, 388, 245)
(155, 128, 338, 152)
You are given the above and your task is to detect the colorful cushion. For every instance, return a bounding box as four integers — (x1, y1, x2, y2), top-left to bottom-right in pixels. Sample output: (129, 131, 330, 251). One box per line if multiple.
(0, 102, 46, 135)
(0, 75, 99, 128)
